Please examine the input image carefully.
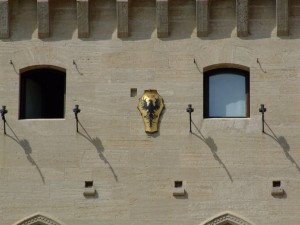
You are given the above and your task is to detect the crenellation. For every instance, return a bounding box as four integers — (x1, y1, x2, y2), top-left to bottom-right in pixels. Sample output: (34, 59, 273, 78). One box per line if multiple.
(276, 0, 289, 36)
(117, 0, 129, 38)
(156, 0, 168, 38)
(196, 0, 209, 37)
(0, 0, 297, 38)
(77, 0, 89, 38)
(236, 0, 248, 37)
(37, 0, 50, 38)
(0, 0, 10, 39)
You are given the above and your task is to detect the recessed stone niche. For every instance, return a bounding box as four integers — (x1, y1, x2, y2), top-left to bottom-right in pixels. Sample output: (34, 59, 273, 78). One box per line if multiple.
(173, 180, 186, 196)
(131, 88, 137, 97)
(83, 181, 96, 196)
(271, 180, 284, 196)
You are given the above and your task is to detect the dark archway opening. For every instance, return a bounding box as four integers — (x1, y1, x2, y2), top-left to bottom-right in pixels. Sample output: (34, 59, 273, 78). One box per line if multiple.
(19, 68, 66, 119)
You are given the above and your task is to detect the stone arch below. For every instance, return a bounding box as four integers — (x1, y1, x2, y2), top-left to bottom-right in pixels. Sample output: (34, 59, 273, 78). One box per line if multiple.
(12, 213, 65, 225)
(200, 212, 254, 225)
(20, 64, 66, 74)
(203, 63, 250, 73)
(10, 46, 68, 75)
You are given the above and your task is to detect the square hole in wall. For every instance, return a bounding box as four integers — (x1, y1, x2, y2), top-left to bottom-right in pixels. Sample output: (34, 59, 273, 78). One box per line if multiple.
(85, 181, 93, 188)
(174, 181, 183, 188)
(273, 181, 281, 187)
(131, 88, 137, 97)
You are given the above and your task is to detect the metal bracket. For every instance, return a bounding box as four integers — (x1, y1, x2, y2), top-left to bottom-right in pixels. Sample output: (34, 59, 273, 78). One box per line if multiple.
(0, 106, 8, 135)
(259, 104, 266, 133)
(186, 104, 194, 133)
(73, 105, 81, 132)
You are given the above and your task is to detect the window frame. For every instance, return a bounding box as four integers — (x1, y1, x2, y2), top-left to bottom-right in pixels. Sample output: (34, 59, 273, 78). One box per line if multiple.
(19, 67, 66, 120)
(203, 68, 250, 118)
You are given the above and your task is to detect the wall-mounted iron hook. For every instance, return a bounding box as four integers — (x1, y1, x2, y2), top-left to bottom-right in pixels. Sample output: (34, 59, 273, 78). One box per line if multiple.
(259, 104, 267, 133)
(186, 104, 194, 133)
(0, 106, 8, 135)
(73, 60, 83, 75)
(73, 105, 81, 132)
(257, 58, 267, 73)
(9, 60, 19, 75)
(193, 59, 202, 74)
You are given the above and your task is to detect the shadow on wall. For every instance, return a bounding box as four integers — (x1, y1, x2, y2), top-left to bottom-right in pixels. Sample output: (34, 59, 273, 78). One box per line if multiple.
(263, 120, 300, 172)
(78, 120, 118, 182)
(45, 0, 77, 41)
(128, 0, 156, 40)
(191, 121, 233, 182)
(89, 0, 117, 40)
(5, 121, 45, 184)
(10, 0, 37, 41)
(169, 0, 196, 39)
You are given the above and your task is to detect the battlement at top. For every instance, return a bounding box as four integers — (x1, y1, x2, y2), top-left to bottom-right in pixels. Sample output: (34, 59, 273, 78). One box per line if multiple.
(0, 0, 298, 40)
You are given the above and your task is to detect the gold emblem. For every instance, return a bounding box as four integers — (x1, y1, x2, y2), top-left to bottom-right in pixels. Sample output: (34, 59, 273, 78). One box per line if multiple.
(137, 90, 164, 133)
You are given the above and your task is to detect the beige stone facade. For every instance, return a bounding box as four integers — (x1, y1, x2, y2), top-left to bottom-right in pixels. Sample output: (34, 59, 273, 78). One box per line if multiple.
(1, 0, 300, 225)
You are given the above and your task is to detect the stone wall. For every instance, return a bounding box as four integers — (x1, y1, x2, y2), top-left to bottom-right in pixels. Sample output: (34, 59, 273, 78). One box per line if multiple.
(1, 0, 300, 225)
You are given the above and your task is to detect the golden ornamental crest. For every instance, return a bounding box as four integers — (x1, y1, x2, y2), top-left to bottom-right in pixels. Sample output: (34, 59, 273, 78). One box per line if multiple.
(137, 90, 164, 133)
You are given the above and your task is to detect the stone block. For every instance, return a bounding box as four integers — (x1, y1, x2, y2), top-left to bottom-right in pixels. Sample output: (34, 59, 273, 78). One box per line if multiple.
(77, 0, 89, 38)
(277, 0, 289, 36)
(236, 0, 248, 37)
(173, 187, 185, 196)
(0, 0, 10, 39)
(37, 0, 50, 38)
(173, 181, 186, 196)
(83, 187, 96, 196)
(196, 0, 209, 37)
(117, 0, 128, 38)
(271, 187, 284, 196)
(156, 0, 168, 38)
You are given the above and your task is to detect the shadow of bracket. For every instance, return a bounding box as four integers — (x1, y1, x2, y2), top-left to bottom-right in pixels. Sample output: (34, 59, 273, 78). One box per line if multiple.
(5, 121, 45, 184)
(191, 121, 233, 182)
(264, 120, 300, 172)
(78, 120, 118, 182)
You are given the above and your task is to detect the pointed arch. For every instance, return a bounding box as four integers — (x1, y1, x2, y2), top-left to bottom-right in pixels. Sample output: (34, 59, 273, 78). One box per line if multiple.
(200, 211, 254, 225)
(12, 213, 66, 225)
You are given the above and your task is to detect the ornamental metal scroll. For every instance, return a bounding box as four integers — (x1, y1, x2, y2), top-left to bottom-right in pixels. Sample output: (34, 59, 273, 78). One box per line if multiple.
(137, 89, 164, 133)
(12, 213, 65, 225)
(200, 212, 254, 225)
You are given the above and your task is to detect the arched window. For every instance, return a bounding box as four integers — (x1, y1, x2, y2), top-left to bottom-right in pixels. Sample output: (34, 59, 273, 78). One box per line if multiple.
(204, 68, 249, 118)
(19, 68, 66, 119)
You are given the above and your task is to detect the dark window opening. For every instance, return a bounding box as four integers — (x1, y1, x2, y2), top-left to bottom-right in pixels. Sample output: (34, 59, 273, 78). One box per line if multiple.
(204, 68, 250, 118)
(20, 68, 66, 119)
(273, 181, 281, 187)
(130, 88, 137, 97)
(85, 181, 93, 188)
(174, 181, 183, 188)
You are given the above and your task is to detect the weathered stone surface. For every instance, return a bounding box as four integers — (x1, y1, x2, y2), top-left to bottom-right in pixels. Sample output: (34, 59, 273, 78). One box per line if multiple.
(156, 0, 168, 38)
(196, 0, 209, 37)
(0, 0, 9, 39)
(2, 1, 300, 225)
(276, 0, 289, 36)
(117, 0, 128, 38)
(236, 0, 248, 37)
(37, 0, 50, 38)
(77, 0, 89, 38)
